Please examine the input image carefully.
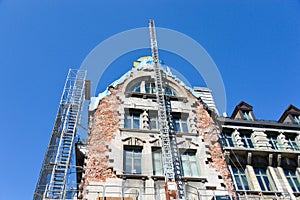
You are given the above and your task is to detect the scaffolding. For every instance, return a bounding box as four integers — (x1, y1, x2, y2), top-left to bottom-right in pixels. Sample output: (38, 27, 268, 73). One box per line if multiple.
(34, 69, 87, 200)
(149, 20, 185, 200)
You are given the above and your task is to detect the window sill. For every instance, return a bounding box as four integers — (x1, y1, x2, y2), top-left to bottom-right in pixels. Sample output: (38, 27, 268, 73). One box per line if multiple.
(125, 92, 187, 102)
(236, 190, 285, 196)
(117, 174, 148, 180)
(120, 128, 197, 136)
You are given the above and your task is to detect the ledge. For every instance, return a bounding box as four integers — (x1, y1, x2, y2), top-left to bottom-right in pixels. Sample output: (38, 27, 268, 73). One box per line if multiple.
(117, 174, 148, 180)
(223, 146, 300, 156)
(120, 128, 198, 136)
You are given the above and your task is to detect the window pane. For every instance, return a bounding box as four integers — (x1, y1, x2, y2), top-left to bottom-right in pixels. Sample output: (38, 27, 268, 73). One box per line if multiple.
(234, 174, 243, 190)
(133, 118, 139, 129)
(152, 150, 163, 175)
(190, 162, 199, 177)
(263, 176, 271, 191)
(124, 150, 132, 174)
(181, 120, 188, 132)
(181, 152, 198, 177)
(284, 169, 300, 192)
(124, 148, 142, 174)
(241, 175, 249, 190)
(125, 117, 131, 128)
(173, 119, 180, 132)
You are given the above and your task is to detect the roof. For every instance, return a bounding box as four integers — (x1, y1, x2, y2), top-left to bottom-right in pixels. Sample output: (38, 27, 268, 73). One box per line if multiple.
(278, 104, 300, 123)
(231, 101, 254, 119)
(89, 56, 218, 113)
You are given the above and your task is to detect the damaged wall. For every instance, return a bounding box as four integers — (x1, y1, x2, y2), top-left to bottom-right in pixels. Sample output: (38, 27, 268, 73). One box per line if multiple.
(84, 87, 122, 184)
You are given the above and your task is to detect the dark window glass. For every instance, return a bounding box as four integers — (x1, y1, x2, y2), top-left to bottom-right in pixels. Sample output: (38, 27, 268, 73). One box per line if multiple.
(231, 166, 249, 190)
(240, 133, 254, 148)
(268, 135, 279, 150)
(221, 133, 234, 147)
(284, 169, 300, 192)
(254, 168, 272, 191)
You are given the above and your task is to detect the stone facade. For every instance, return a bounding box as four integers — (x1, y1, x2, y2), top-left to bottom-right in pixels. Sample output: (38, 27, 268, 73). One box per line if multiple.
(76, 62, 235, 200)
(219, 102, 300, 200)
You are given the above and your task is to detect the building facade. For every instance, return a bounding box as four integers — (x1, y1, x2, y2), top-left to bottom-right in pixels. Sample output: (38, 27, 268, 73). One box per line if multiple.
(74, 57, 300, 200)
(75, 57, 234, 200)
(219, 102, 300, 199)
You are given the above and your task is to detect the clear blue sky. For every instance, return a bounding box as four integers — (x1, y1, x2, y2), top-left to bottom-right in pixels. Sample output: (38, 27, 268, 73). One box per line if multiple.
(0, 1, 300, 199)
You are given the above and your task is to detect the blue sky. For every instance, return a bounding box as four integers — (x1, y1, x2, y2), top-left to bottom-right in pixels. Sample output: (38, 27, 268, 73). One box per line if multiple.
(0, 1, 300, 199)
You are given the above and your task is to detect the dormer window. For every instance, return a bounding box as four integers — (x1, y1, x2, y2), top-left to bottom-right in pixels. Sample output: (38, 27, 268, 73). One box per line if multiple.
(278, 105, 300, 124)
(242, 111, 253, 121)
(293, 115, 300, 125)
(231, 101, 256, 121)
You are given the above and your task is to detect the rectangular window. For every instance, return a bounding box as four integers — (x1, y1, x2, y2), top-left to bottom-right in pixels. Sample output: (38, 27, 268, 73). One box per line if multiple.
(173, 113, 188, 133)
(123, 146, 142, 174)
(268, 135, 279, 150)
(181, 151, 199, 177)
(254, 168, 273, 191)
(240, 133, 254, 148)
(284, 169, 300, 192)
(286, 136, 299, 151)
(149, 112, 159, 130)
(221, 132, 234, 147)
(125, 109, 141, 129)
(242, 111, 253, 121)
(231, 166, 249, 190)
(152, 148, 163, 175)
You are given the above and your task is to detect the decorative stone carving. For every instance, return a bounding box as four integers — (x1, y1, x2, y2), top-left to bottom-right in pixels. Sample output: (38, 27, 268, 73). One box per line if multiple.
(141, 109, 149, 130)
(252, 130, 271, 149)
(277, 133, 290, 150)
(122, 137, 145, 146)
(232, 129, 244, 147)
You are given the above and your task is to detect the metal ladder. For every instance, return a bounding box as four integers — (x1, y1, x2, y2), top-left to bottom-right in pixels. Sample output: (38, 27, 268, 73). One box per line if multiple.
(149, 19, 185, 200)
(34, 69, 86, 200)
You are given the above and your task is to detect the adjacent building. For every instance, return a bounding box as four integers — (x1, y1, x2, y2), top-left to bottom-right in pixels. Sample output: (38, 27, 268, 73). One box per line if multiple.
(219, 102, 300, 199)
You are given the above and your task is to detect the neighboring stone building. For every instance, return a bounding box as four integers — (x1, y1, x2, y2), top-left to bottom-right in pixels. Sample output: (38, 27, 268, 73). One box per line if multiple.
(219, 102, 300, 199)
(75, 57, 234, 200)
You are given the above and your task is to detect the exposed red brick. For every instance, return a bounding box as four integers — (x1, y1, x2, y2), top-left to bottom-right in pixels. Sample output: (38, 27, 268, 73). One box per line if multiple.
(85, 87, 122, 184)
(194, 100, 235, 194)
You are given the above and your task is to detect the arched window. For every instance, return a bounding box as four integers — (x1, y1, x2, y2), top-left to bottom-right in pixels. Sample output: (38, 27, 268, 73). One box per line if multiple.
(130, 81, 177, 96)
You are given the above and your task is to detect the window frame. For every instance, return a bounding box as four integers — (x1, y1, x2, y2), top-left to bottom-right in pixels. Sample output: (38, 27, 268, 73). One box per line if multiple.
(242, 111, 253, 121)
(172, 113, 188, 133)
(293, 115, 300, 125)
(149, 112, 159, 130)
(240, 133, 254, 148)
(221, 132, 234, 147)
(286, 135, 299, 151)
(284, 169, 300, 192)
(254, 167, 274, 192)
(123, 146, 142, 174)
(125, 109, 142, 129)
(230, 165, 249, 191)
(267, 134, 279, 150)
(152, 148, 163, 176)
(180, 150, 199, 177)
